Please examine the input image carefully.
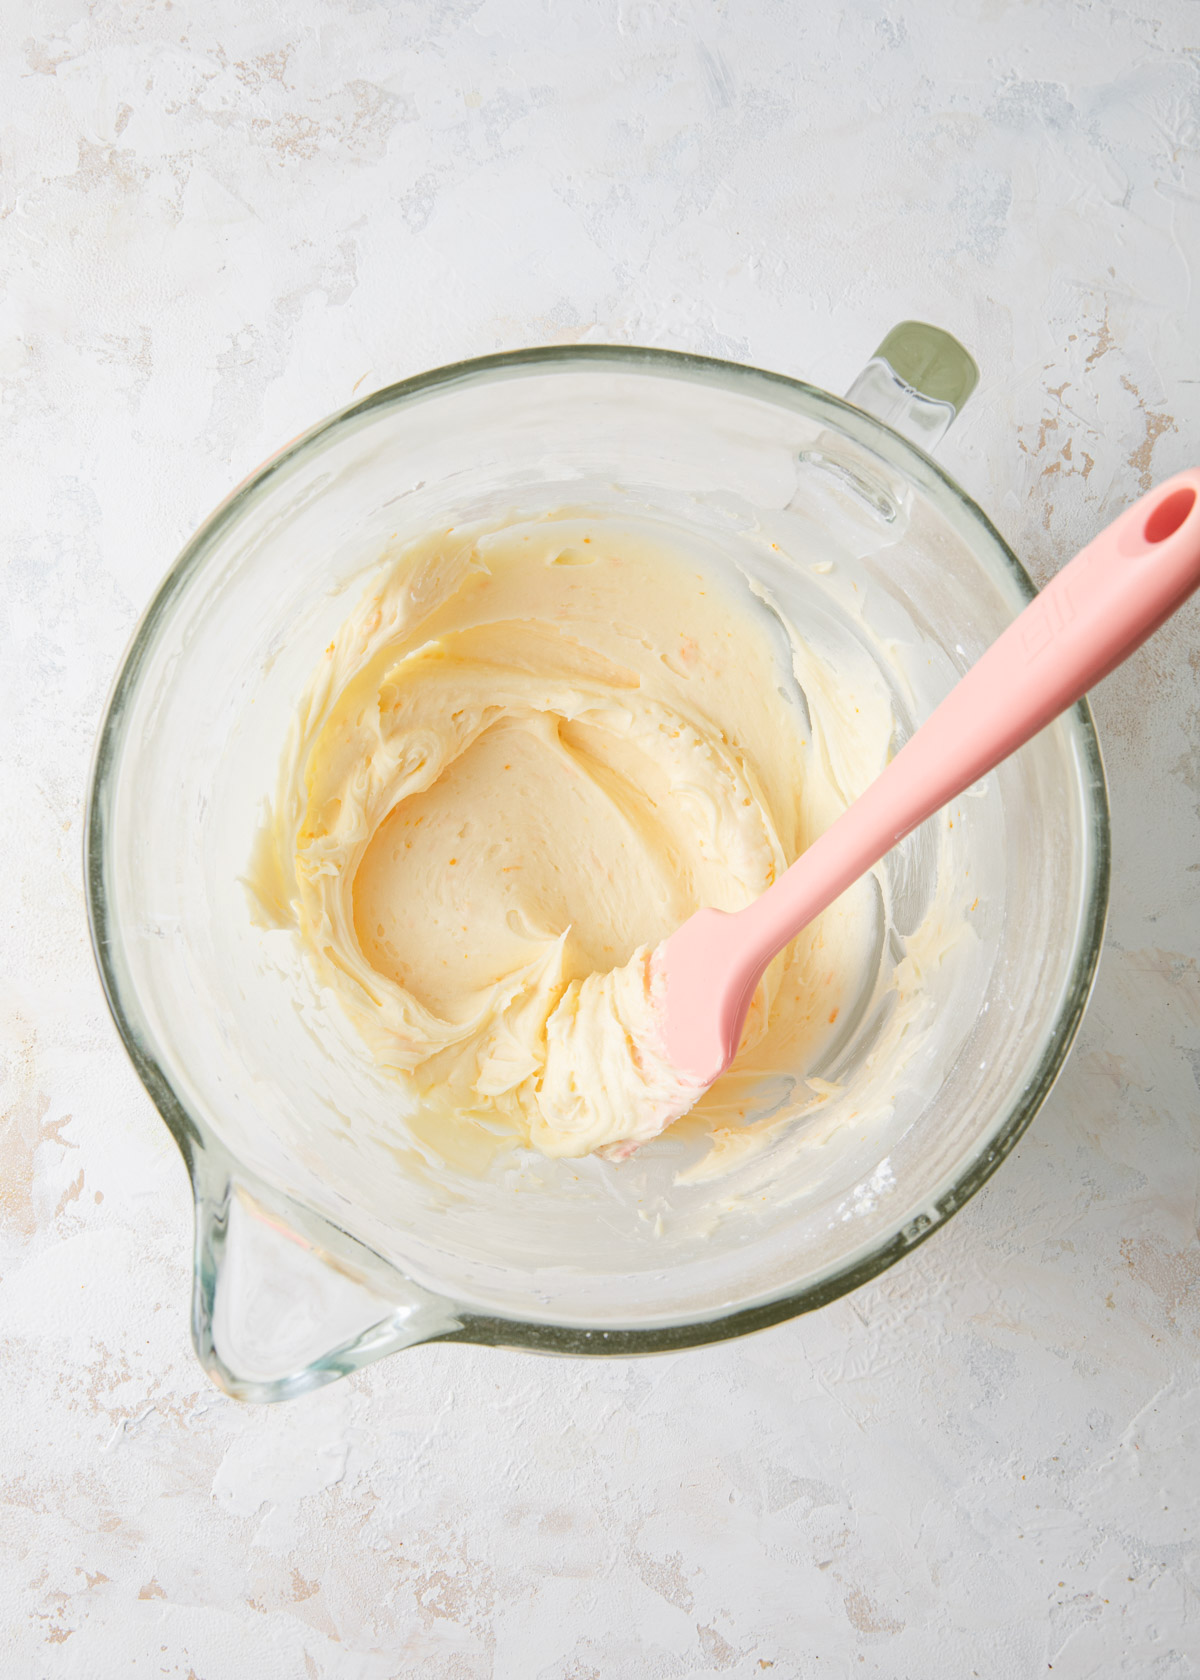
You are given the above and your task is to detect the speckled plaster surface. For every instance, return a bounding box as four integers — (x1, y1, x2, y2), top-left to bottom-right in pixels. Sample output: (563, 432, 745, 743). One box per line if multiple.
(2, 1, 1200, 1674)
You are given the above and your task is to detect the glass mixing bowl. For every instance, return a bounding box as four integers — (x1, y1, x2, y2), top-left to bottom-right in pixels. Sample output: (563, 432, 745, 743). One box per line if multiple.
(87, 327, 1109, 1401)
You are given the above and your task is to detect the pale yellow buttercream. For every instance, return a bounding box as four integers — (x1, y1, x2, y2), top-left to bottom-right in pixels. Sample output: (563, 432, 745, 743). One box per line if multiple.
(249, 511, 883, 1160)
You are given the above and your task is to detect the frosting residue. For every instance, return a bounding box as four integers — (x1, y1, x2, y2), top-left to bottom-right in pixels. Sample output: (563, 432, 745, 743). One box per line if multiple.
(249, 511, 889, 1162)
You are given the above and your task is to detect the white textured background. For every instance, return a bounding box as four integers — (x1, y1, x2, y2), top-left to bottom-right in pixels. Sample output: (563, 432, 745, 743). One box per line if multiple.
(3, 2, 1200, 1675)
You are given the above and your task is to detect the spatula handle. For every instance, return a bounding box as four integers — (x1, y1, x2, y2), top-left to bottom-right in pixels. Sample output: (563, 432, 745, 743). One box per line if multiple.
(745, 470, 1200, 960)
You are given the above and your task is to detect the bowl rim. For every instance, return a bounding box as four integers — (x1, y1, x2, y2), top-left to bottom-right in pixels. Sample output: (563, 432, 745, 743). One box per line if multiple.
(85, 342, 1111, 1361)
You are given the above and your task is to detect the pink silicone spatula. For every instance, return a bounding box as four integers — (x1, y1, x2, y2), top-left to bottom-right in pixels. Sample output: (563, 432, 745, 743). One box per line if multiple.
(654, 469, 1200, 1093)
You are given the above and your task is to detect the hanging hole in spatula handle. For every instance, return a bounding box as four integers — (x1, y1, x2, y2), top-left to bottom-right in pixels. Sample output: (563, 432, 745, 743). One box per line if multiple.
(1140, 484, 1197, 547)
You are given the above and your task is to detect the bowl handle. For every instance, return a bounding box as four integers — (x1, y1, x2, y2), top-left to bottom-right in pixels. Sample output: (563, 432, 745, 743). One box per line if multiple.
(190, 1145, 462, 1403)
(844, 321, 979, 452)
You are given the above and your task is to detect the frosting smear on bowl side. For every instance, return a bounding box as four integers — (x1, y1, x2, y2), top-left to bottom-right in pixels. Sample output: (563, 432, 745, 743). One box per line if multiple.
(248, 511, 891, 1162)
